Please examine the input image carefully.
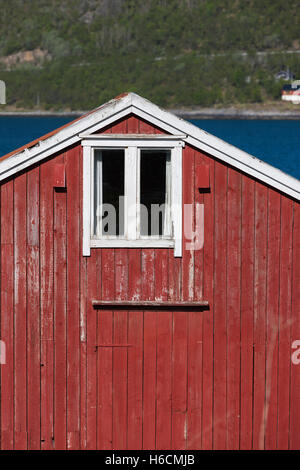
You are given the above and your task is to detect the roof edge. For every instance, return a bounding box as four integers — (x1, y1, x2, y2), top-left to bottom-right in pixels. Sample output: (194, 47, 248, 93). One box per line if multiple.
(130, 93, 300, 201)
(0, 92, 299, 201)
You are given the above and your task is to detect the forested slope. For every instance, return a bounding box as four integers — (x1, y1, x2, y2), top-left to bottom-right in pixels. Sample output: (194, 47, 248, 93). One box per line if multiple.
(0, 0, 299, 109)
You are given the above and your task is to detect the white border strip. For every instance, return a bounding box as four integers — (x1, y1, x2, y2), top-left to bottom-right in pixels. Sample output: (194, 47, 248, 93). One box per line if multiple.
(82, 145, 91, 256)
(172, 146, 182, 257)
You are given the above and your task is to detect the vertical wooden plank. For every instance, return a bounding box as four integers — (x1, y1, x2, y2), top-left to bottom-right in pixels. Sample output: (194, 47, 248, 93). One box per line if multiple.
(168, 251, 181, 302)
(112, 311, 128, 450)
(102, 250, 115, 302)
(97, 311, 113, 449)
(264, 191, 280, 450)
(40, 160, 54, 450)
(155, 247, 171, 450)
(142, 251, 155, 300)
(290, 202, 300, 450)
(66, 147, 81, 450)
(53, 184, 67, 450)
(213, 161, 227, 450)
(172, 146, 183, 258)
(172, 311, 188, 450)
(252, 182, 268, 450)
(79, 144, 87, 450)
(80, 257, 87, 450)
(240, 176, 255, 449)
(202, 158, 214, 450)
(125, 115, 140, 134)
(143, 311, 157, 449)
(277, 197, 293, 449)
(41, 340, 54, 449)
(1, 181, 14, 449)
(188, 152, 204, 449)
(194, 153, 205, 300)
(128, 249, 142, 302)
(156, 311, 172, 450)
(115, 250, 128, 301)
(27, 167, 40, 450)
(154, 250, 169, 302)
(127, 310, 143, 450)
(82, 145, 91, 257)
(14, 175, 28, 450)
(187, 309, 202, 451)
(100, 248, 115, 448)
(86, 251, 99, 450)
(226, 168, 241, 449)
(182, 146, 195, 301)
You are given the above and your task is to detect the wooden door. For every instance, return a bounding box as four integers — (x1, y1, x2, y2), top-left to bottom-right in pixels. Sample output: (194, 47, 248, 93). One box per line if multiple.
(93, 308, 203, 450)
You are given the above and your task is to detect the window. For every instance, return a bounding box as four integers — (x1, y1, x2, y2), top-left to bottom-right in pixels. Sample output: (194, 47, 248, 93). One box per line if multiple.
(139, 149, 171, 237)
(93, 149, 125, 237)
(82, 134, 184, 257)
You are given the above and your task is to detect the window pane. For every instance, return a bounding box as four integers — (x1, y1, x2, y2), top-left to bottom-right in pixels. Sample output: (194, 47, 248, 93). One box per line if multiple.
(140, 150, 171, 237)
(94, 149, 124, 237)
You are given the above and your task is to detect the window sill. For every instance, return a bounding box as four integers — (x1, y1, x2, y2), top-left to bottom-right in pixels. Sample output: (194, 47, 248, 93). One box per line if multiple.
(90, 238, 175, 249)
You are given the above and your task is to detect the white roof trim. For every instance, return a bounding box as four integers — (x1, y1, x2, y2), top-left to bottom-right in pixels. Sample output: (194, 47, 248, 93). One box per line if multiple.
(130, 94, 300, 201)
(0, 92, 299, 200)
(78, 133, 187, 140)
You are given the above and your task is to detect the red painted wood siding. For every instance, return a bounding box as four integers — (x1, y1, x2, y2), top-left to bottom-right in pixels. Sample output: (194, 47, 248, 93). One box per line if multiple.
(0, 114, 299, 450)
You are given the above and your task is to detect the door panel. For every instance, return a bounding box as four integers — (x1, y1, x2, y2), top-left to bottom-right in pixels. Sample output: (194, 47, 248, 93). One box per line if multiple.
(94, 309, 202, 450)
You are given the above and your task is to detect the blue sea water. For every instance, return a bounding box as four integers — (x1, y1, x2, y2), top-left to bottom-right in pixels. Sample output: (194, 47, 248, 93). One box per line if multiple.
(0, 116, 299, 180)
(191, 119, 300, 180)
(0, 115, 74, 156)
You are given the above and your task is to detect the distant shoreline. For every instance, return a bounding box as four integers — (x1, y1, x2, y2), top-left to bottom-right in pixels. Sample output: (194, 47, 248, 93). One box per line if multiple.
(173, 108, 300, 120)
(0, 110, 84, 117)
(1, 107, 300, 120)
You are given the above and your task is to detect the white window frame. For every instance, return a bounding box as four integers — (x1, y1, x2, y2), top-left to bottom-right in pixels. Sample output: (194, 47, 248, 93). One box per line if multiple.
(81, 134, 185, 257)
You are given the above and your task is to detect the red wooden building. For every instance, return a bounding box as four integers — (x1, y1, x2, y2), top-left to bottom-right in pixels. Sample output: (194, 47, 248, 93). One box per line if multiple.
(0, 93, 299, 450)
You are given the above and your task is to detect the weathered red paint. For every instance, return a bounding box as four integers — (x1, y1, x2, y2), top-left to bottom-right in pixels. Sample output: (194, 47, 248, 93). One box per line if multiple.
(0, 113, 299, 450)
